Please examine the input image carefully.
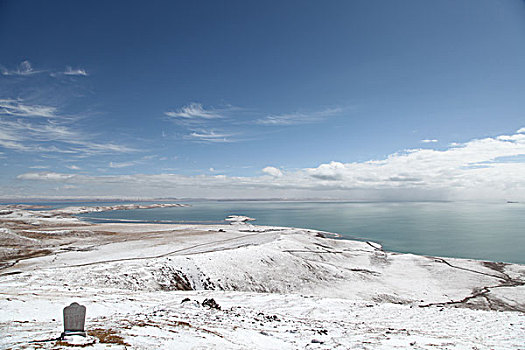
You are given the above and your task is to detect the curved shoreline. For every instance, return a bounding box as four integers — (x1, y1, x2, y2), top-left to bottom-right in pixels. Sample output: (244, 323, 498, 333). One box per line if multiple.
(67, 201, 525, 265)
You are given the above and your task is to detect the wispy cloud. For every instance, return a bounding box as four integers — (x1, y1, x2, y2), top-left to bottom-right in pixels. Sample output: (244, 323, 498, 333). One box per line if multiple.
(109, 161, 137, 168)
(185, 130, 237, 143)
(0, 99, 58, 118)
(165, 103, 345, 145)
(421, 139, 438, 143)
(165, 103, 246, 142)
(255, 107, 343, 126)
(18, 172, 77, 181)
(70, 141, 136, 155)
(63, 66, 88, 76)
(0, 99, 134, 156)
(2, 60, 88, 78)
(1, 60, 43, 76)
(66, 165, 81, 170)
(165, 103, 223, 120)
(108, 155, 161, 169)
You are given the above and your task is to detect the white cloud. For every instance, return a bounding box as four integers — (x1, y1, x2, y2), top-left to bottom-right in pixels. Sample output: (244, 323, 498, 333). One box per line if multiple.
(166, 104, 343, 144)
(0, 100, 135, 156)
(303, 133, 525, 197)
(1, 61, 89, 77)
(1, 60, 42, 76)
(517, 127, 525, 134)
(306, 161, 346, 181)
(262, 166, 283, 177)
(421, 139, 438, 143)
(66, 165, 81, 170)
(108, 155, 161, 169)
(17, 172, 77, 181)
(165, 103, 222, 119)
(63, 66, 88, 76)
(0, 99, 58, 118)
(256, 108, 343, 126)
(165, 103, 246, 143)
(186, 130, 237, 143)
(14, 130, 525, 201)
(109, 161, 136, 168)
(73, 142, 135, 155)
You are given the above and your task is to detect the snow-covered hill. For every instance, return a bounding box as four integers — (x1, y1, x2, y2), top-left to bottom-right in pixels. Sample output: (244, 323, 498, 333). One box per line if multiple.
(0, 206, 523, 348)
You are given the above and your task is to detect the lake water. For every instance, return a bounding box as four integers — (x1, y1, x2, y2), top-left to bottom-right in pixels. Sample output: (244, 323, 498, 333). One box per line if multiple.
(73, 201, 525, 265)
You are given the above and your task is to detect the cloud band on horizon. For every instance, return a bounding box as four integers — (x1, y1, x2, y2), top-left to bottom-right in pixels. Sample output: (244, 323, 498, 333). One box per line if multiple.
(11, 128, 525, 201)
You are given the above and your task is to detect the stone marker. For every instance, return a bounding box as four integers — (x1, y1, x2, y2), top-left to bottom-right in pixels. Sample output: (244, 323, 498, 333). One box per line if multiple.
(61, 302, 86, 338)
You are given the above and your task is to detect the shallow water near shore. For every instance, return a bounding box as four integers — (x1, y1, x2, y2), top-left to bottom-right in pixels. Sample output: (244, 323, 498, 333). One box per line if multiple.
(49, 200, 524, 265)
(9, 200, 523, 264)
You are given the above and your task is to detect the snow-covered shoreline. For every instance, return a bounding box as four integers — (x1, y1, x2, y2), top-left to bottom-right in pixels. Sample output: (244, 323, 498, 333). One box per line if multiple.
(0, 203, 188, 225)
(0, 206, 524, 349)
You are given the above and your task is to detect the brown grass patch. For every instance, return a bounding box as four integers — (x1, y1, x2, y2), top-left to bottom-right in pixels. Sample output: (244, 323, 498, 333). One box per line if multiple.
(88, 328, 130, 346)
(55, 340, 96, 348)
(0, 249, 53, 270)
(125, 319, 223, 338)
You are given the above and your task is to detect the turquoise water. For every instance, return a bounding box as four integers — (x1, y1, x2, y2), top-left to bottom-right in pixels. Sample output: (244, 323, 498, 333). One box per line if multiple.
(74, 201, 525, 265)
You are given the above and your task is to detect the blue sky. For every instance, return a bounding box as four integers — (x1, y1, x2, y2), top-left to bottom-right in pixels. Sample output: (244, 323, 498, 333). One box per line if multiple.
(1, 0, 524, 200)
